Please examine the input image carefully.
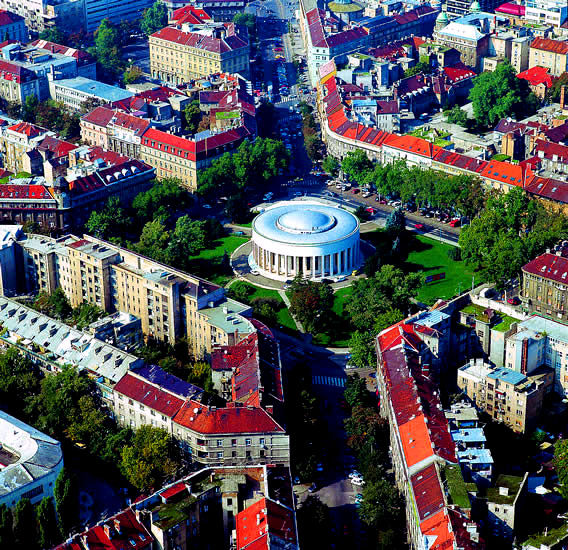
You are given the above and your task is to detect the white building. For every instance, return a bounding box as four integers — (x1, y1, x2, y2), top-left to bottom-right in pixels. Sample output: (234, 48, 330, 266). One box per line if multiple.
(250, 201, 361, 282)
(525, 0, 567, 28)
(505, 315, 568, 396)
(0, 410, 63, 508)
(48, 77, 134, 111)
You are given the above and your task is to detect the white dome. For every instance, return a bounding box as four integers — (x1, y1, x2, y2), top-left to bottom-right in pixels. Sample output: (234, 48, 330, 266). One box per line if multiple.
(277, 209, 336, 234)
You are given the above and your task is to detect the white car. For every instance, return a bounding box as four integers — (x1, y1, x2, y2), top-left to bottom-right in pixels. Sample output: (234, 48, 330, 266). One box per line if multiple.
(332, 275, 347, 283)
(346, 363, 356, 369)
(351, 477, 365, 486)
(348, 471, 362, 479)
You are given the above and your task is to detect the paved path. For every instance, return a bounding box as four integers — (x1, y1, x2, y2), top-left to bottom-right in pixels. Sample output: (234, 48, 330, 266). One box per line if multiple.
(278, 289, 304, 332)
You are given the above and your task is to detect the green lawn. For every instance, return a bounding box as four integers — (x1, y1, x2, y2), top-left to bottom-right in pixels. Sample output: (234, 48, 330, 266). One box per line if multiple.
(404, 235, 476, 305)
(189, 235, 249, 285)
(313, 287, 353, 348)
(228, 281, 296, 332)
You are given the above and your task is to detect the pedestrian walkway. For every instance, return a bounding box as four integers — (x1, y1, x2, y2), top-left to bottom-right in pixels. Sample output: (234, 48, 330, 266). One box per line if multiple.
(278, 290, 304, 333)
(312, 375, 346, 387)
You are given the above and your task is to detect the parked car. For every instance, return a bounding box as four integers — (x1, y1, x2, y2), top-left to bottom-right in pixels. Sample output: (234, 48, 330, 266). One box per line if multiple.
(351, 188, 359, 194)
(332, 275, 346, 282)
(351, 477, 365, 486)
(415, 223, 424, 230)
(449, 218, 461, 227)
(365, 206, 375, 214)
(203, 204, 212, 209)
(507, 296, 521, 305)
(348, 471, 362, 479)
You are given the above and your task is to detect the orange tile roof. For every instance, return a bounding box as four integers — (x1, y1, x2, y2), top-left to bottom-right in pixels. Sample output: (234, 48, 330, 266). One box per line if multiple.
(399, 414, 434, 467)
(531, 37, 568, 54)
(480, 159, 525, 187)
(385, 134, 441, 158)
(421, 510, 454, 550)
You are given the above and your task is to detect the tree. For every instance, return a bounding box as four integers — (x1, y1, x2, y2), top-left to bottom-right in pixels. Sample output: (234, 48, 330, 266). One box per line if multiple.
(67, 395, 107, 446)
(123, 65, 143, 85)
(233, 12, 256, 29)
(349, 331, 375, 368)
(359, 479, 403, 528)
(135, 218, 171, 262)
(86, 196, 131, 240)
(141, 0, 168, 35)
(469, 61, 539, 128)
(54, 468, 79, 538)
(341, 150, 373, 184)
(120, 425, 180, 491)
(385, 207, 405, 236)
(92, 19, 124, 80)
(0, 347, 40, 416)
(256, 102, 276, 138)
(27, 365, 93, 438)
(39, 26, 66, 43)
(13, 498, 37, 549)
(36, 497, 59, 549)
(183, 100, 202, 133)
(548, 72, 568, 102)
(404, 61, 431, 77)
(21, 94, 38, 123)
(133, 178, 190, 223)
(347, 266, 421, 332)
(555, 438, 568, 500)
(345, 405, 385, 452)
(32, 287, 72, 320)
(289, 276, 333, 333)
(228, 280, 255, 303)
(322, 155, 339, 176)
(444, 105, 468, 127)
(188, 361, 214, 392)
(0, 504, 14, 547)
(296, 495, 331, 548)
(344, 373, 370, 408)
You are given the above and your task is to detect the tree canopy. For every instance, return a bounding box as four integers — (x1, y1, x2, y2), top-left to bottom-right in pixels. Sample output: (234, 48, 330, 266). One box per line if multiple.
(288, 275, 333, 333)
(342, 150, 373, 185)
(444, 105, 469, 127)
(91, 19, 124, 80)
(347, 265, 421, 332)
(141, 0, 168, 35)
(469, 61, 539, 127)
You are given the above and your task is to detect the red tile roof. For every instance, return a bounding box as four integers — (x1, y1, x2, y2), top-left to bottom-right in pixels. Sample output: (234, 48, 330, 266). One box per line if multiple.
(83, 509, 152, 550)
(412, 464, 445, 521)
(384, 134, 441, 158)
(174, 402, 284, 434)
(443, 63, 476, 84)
(480, 159, 525, 187)
(0, 184, 54, 201)
(159, 481, 188, 501)
(496, 2, 525, 15)
(0, 59, 35, 83)
(525, 176, 568, 204)
(522, 252, 568, 284)
(531, 37, 568, 55)
(0, 9, 24, 25)
(236, 498, 296, 550)
(81, 105, 115, 127)
(113, 373, 185, 418)
(7, 121, 45, 138)
(31, 39, 94, 65)
(171, 4, 212, 24)
(517, 66, 553, 88)
(37, 135, 77, 158)
(151, 25, 247, 54)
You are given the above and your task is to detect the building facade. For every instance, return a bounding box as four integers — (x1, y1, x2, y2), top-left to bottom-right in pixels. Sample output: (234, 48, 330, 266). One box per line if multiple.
(529, 38, 568, 77)
(457, 360, 553, 433)
(0, 410, 63, 508)
(250, 201, 361, 282)
(522, 252, 568, 321)
(149, 23, 249, 84)
(0, 10, 28, 42)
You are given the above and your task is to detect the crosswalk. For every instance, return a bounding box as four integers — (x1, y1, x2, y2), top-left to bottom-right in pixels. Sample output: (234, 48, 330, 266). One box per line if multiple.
(312, 375, 346, 387)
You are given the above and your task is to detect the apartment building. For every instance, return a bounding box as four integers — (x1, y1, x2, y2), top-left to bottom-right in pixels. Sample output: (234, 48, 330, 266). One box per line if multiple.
(149, 23, 249, 85)
(522, 252, 568, 321)
(49, 77, 134, 111)
(375, 317, 484, 550)
(0, 10, 28, 42)
(0, 157, 155, 231)
(14, 233, 255, 356)
(529, 38, 568, 77)
(0, 59, 40, 104)
(457, 360, 553, 433)
(525, 0, 568, 28)
(61, 465, 297, 550)
(487, 473, 528, 541)
(139, 124, 250, 191)
(82, 0, 154, 33)
(506, 314, 568, 397)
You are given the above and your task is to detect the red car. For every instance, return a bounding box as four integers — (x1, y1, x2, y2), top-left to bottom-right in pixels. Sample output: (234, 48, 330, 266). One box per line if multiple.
(507, 296, 521, 305)
(365, 206, 375, 214)
(415, 223, 424, 230)
(274, 47, 283, 52)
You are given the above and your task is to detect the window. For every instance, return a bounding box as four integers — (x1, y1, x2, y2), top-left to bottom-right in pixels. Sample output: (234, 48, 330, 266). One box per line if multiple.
(217, 451, 224, 458)
(217, 439, 223, 447)
(245, 438, 251, 446)
(227, 498, 233, 506)
(259, 438, 265, 446)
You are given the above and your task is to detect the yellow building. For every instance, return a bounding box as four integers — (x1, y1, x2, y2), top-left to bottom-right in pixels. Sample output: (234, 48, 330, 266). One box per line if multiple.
(18, 234, 255, 357)
(149, 23, 249, 85)
(529, 37, 568, 77)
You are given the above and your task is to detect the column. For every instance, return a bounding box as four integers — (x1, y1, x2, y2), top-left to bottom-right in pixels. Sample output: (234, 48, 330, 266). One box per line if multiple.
(330, 252, 335, 276)
(285, 255, 289, 278)
(313, 255, 317, 278)
(321, 255, 325, 278)
(346, 248, 350, 272)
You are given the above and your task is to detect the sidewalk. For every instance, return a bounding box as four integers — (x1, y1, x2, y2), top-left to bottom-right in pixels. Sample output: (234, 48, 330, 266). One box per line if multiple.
(278, 289, 304, 333)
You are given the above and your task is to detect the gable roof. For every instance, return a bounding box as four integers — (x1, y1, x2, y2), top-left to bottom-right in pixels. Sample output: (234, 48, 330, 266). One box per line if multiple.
(530, 37, 568, 54)
(517, 66, 553, 88)
(522, 252, 568, 284)
(174, 402, 284, 434)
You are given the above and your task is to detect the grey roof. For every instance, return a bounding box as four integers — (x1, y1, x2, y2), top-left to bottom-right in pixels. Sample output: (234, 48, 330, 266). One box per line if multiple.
(0, 410, 62, 497)
(252, 201, 359, 246)
(514, 315, 568, 344)
(0, 297, 142, 383)
(54, 77, 135, 102)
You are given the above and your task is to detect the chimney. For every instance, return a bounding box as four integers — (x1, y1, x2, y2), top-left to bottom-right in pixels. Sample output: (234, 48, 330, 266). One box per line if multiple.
(103, 524, 113, 539)
(210, 472, 215, 483)
(113, 518, 122, 535)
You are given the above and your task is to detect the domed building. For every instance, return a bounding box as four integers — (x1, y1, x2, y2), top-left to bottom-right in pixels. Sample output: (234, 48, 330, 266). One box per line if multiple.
(328, 0, 364, 24)
(250, 201, 361, 281)
(469, 0, 481, 12)
(435, 9, 449, 30)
